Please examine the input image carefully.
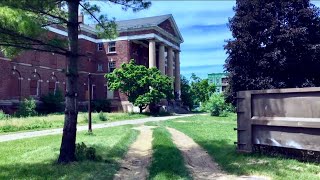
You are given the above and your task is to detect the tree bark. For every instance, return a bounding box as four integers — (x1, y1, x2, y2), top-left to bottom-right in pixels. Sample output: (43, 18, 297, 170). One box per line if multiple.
(58, 0, 80, 164)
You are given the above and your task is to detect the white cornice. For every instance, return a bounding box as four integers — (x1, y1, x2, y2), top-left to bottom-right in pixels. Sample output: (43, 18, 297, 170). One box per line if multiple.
(47, 26, 180, 50)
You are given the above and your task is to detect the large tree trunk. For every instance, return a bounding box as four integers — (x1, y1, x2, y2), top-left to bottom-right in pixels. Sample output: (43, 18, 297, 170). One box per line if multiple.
(58, 0, 80, 164)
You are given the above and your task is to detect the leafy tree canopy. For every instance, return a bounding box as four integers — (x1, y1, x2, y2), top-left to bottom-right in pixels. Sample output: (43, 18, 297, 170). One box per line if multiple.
(106, 60, 173, 113)
(0, 0, 151, 163)
(225, 0, 320, 104)
(190, 73, 215, 105)
(180, 76, 194, 110)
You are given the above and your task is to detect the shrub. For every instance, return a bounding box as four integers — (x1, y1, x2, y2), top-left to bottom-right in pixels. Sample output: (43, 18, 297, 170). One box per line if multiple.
(92, 99, 111, 112)
(204, 94, 234, 117)
(98, 111, 108, 121)
(75, 142, 102, 161)
(0, 110, 9, 120)
(38, 89, 64, 114)
(16, 98, 37, 117)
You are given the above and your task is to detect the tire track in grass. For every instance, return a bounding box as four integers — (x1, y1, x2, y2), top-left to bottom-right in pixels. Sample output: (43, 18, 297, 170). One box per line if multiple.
(148, 127, 191, 180)
(114, 126, 155, 180)
(167, 127, 269, 180)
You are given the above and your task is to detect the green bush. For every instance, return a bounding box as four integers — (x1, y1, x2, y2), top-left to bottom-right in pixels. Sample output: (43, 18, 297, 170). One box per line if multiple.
(98, 111, 108, 121)
(38, 90, 64, 114)
(0, 110, 9, 120)
(75, 142, 102, 161)
(92, 99, 111, 112)
(16, 98, 37, 117)
(203, 94, 234, 117)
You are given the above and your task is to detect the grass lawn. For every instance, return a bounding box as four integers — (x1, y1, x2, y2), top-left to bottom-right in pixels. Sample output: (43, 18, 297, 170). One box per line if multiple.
(0, 112, 149, 134)
(148, 127, 191, 180)
(0, 125, 138, 179)
(146, 114, 320, 180)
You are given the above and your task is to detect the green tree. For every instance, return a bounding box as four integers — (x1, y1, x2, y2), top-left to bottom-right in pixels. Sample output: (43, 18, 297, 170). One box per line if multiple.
(190, 73, 215, 105)
(180, 76, 193, 110)
(106, 60, 173, 113)
(0, 0, 150, 163)
(225, 0, 320, 105)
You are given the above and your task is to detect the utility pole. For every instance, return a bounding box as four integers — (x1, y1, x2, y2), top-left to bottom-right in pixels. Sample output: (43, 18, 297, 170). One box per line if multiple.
(88, 73, 92, 133)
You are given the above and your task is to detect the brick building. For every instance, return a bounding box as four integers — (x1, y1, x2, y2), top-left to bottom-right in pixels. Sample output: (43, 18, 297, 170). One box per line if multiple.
(0, 14, 184, 113)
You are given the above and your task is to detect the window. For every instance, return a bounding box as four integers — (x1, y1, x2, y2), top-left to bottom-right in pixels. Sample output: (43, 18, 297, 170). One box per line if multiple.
(97, 43, 103, 51)
(97, 64, 103, 72)
(108, 61, 116, 72)
(108, 42, 116, 53)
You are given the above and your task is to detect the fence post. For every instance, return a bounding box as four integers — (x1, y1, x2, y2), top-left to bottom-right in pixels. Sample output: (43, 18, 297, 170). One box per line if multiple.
(235, 90, 252, 153)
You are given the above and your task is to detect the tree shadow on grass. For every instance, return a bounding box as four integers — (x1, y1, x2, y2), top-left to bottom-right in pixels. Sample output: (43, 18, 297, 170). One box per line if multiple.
(0, 150, 117, 179)
(197, 140, 320, 179)
(0, 130, 139, 180)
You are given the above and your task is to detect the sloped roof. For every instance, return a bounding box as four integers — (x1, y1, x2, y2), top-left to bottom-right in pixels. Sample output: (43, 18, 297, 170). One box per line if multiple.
(116, 14, 171, 30)
(115, 14, 183, 42)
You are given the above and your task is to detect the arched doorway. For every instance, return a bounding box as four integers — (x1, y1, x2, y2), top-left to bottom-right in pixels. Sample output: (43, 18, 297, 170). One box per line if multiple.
(10, 70, 21, 100)
(48, 75, 58, 94)
(30, 72, 41, 97)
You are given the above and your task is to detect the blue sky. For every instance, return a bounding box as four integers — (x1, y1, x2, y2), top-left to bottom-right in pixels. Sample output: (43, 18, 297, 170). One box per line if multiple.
(96, 1, 320, 79)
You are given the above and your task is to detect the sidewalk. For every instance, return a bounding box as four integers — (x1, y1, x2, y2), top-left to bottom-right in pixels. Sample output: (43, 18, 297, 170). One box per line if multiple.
(0, 114, 193, 142)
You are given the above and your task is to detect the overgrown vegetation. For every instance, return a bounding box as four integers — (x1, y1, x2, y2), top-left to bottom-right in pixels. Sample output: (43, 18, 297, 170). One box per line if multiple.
(38, 90, 64, 114)
(75, 142, 102, 161)
(15, 98, 37, 117)
(149, 127, 191, 180)
(202, 94, 234, 116)
(0, 126, 138, 179)
(98, 111, 108, 121)
(158, 115, 320, 179)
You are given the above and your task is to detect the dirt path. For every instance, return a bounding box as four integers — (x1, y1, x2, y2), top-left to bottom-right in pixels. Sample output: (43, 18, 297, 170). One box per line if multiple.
(0, 114, 193, 142)
(114, 126, 155, 180)
(167, 127, 269, 180)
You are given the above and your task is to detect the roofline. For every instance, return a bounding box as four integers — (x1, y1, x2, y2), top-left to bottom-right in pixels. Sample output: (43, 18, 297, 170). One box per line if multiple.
(158, 14, 184, 43)
(80, 14, 184, 43)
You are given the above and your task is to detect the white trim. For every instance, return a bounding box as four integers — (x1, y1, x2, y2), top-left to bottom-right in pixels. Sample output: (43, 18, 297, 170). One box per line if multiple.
(0, 57, 11, 61)
(47, 26, 180, 50)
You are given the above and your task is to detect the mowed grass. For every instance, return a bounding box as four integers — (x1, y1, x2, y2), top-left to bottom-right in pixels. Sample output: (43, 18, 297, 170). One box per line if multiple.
(0, 112, 148, 134)
(0, 125, 138, 179)
(153, 115, 320, 180)
(148, 127, 191, 180)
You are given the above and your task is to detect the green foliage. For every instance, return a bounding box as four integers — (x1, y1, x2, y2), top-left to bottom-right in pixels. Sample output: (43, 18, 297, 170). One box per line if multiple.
(98, 111, 108, 121)
(106, 60, 173, 113)
(203, 94, 234, 117)
(180, 76, 194, 110)
(225, 0, 320, 105)
(16, 98, 37, 117)
(0, 110, 9, 120)
(190, 73, 215, 105)
(75, 142, 102, 161)
(92, 99, 111, 112)
(39, 90, 64, 114)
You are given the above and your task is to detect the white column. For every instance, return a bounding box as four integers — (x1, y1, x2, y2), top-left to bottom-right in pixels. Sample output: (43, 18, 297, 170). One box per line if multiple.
(148, 39, 156, 68)
(167, 47, 174, 77)
(174, 51, 181, 99)
(158, 44, 165, 75)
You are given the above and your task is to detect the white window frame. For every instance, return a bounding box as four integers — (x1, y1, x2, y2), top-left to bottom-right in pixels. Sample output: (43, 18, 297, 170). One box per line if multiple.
(108, 61, 116, 73)
(97, 43, 103, 51)
(97, 64, 103, 72)
(108, 42, 116, 53)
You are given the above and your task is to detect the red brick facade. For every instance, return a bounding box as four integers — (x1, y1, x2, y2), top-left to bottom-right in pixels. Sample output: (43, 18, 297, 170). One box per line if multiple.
(0, 14, 183, 113)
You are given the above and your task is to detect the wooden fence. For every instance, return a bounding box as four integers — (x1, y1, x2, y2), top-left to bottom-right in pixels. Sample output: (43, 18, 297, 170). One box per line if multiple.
(235, 87, 320, 153)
